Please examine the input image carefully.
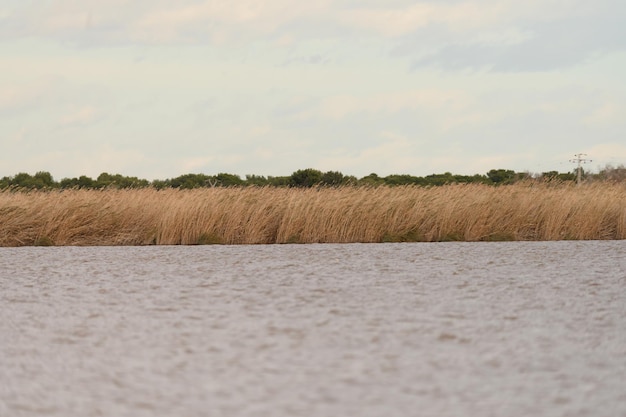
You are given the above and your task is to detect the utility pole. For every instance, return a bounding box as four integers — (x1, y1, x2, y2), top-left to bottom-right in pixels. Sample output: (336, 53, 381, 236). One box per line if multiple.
(569, 153, 592, 185)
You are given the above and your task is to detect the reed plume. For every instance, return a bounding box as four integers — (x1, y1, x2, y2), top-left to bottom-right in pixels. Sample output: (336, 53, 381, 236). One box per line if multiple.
(0, 182, 624, 246)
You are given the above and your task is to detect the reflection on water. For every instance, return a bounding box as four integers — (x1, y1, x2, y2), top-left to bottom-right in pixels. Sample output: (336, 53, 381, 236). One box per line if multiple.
(1, 242, 625, 417)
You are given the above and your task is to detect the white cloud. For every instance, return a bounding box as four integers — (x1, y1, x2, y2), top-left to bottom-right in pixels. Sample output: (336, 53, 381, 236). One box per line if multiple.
(469, 153, 535, 174)
(40, 10, 92, 32)
(180, 156, 216, 173)
(79, 145, 150, 178)
(302, 89, 469, 121)
(6, 127, 27, 145)
(59, 106, 97, 127)
(338, 2, 505, 37)
(0, 81, 53, 111)
(584, 143, 626, 166)
(129, 0, 332, 44)
(318, 131, 422, 175)
(336, 0, 602, 40)
(584, 102, 625, 127)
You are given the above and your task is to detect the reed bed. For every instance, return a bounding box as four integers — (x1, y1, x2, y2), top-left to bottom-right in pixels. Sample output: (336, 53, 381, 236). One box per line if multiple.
(0, 182, 624, 246)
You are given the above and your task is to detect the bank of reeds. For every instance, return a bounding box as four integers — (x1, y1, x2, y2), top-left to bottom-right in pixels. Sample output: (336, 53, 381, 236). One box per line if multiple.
(0, 182, 624, 246)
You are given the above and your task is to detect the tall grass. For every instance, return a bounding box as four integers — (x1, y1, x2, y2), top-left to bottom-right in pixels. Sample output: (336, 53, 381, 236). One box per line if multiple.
(0, 182, 624, 246)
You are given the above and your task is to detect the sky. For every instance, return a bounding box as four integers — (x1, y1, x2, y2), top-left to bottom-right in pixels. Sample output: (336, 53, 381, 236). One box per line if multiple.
(1, 0, 626, 181)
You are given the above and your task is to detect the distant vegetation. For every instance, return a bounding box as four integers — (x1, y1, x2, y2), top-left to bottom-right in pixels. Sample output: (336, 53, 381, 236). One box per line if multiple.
(1, 165, 625, 190)
(1, 182, 624, 246)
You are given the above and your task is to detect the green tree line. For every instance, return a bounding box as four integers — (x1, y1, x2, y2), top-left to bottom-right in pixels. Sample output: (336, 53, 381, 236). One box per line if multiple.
(1, 166, 624, 191)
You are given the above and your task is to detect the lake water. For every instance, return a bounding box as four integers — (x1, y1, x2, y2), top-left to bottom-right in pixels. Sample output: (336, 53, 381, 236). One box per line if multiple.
(1, 242, 625, 417)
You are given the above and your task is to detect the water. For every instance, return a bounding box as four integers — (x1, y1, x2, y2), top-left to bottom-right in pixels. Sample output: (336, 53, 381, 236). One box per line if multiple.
(1, 242, 625, 417)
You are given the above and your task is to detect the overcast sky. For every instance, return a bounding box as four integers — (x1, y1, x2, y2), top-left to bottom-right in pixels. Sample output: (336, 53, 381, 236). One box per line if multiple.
(2, 0, 625, 180)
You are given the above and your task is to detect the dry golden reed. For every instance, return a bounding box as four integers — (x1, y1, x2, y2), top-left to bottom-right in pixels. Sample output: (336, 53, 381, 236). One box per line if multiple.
(1, 182, 624, 246)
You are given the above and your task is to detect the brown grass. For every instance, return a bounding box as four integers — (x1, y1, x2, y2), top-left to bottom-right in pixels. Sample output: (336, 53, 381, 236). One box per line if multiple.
(0, 182, 624, 246)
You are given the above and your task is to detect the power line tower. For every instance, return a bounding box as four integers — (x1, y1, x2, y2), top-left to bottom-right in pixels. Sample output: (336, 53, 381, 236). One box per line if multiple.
(569, 153, 592, 185)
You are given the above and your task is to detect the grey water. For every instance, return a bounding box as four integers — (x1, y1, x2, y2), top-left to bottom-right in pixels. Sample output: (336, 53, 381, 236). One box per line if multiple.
(1, 241, 625, 417)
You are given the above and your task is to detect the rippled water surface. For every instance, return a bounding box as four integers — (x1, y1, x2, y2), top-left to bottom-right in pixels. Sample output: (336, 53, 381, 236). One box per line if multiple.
(1, 242, 625, 417)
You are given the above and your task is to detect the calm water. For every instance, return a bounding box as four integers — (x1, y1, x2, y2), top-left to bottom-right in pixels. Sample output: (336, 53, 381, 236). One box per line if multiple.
(1, 242, 625, 417)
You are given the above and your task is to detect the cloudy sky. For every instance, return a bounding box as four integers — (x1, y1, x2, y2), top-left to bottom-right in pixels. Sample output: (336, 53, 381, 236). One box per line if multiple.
(2, 0, 625, 180)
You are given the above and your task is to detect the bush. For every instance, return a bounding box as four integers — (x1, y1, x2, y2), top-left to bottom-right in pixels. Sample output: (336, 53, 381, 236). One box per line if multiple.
(487, 169, 517, 184)
(215, 173, 244, 187)
(2, 172, 57, 189)
(289, 169, 323, 187)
